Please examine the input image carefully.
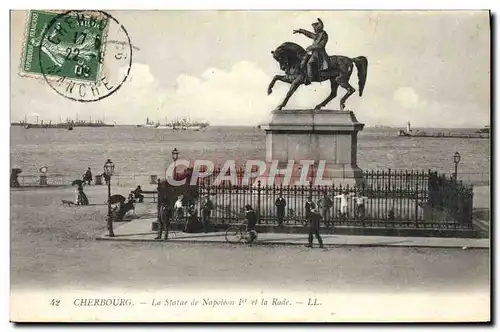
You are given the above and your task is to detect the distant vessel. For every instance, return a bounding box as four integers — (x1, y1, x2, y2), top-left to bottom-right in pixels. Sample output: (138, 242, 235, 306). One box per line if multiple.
(19, 120, 114, 129)
(398, 122, 489, 139)
(143, 117, 158, 128)
(476, 125, 490, 134)
(12, 114, 115, 129)
(144, 116, 209, 131)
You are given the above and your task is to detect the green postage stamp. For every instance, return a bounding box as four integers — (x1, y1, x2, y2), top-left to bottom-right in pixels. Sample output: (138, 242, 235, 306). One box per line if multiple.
(20, 10, 108, 82)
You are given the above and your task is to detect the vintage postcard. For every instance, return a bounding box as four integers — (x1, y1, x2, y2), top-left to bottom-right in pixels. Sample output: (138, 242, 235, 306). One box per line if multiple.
(10, 10, 490, 322)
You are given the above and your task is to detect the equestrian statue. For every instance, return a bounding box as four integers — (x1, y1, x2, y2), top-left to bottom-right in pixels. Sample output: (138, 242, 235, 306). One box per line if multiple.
(267, 18, 368, 111)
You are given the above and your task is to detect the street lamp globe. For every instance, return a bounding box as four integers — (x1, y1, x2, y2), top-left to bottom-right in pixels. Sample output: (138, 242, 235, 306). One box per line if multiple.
(453, 152, 461, 165)
(172, 148, 179, 162)
(104, 159, 115, 176)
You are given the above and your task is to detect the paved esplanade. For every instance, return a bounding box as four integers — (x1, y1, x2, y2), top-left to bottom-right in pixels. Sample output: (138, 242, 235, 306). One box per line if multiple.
(10, 185, 489, 294)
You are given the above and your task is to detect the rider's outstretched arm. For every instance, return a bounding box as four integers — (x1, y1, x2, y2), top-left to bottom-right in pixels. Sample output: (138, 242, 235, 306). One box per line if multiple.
(297, 29, 316, 39)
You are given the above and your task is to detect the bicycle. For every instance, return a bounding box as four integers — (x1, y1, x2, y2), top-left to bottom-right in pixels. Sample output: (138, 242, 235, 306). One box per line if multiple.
(225, 222, 257, 244)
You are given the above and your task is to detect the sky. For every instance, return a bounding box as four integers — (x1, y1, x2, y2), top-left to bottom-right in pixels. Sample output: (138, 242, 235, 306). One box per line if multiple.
(10, 10, 490, 127)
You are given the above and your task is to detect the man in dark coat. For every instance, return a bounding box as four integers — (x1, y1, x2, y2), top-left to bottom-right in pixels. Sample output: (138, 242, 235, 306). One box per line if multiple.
(245, 204, 258, 242)
(133, 185, 144, 203)
(83, 167, 93, 185)
(155, 204, 172, 240)
(306, 208, 324, 248)
(275, 194, 287, 227)
(294, 18, 330, 85)
(305, 196, 316, 224)
(202, 195, 214, 233)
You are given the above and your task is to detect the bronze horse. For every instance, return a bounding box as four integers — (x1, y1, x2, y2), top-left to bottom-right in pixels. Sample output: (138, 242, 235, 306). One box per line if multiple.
(267, 42, 368, 111)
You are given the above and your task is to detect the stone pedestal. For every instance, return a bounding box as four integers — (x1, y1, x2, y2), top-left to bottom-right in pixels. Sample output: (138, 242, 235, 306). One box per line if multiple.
(261, 109, 364, 187)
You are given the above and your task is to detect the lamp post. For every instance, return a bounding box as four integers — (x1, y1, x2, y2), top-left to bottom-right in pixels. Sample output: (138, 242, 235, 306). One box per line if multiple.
(453, 151, 461, 181)
(172, 148, 179, 179)
(104, 159, 115, 237)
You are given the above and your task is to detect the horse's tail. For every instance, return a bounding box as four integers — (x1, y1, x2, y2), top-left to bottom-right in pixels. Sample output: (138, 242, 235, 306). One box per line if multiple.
(353, 56, 368, 97)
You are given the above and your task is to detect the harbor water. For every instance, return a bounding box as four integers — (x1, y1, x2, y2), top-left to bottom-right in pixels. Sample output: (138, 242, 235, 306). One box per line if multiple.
(10, 126, 490, 185)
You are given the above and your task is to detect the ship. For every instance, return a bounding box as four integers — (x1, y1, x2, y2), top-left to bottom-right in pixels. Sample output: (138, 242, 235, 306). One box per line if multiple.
(476, 125, 490, 134)
(141, 117, 159, 128)
(398, 121, 489, 139)
(12, 114, 115, 129)
(144, 116, 209, 131)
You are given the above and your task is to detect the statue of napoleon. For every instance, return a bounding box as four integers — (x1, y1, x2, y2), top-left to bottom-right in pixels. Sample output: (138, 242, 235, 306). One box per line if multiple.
(268, 18, 368, 111)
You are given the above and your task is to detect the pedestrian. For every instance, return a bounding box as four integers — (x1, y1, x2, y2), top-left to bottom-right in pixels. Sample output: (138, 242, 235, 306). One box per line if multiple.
(318, 192, 333, 227)
(306, 208, 324, 248)
(305, 196, 316, 226)
(245, 204, 258, 242)
(355, 192, 367, 220)
(334, 190, 353, 219)
(202, 194, 214, 233)
(184, 203, 199, 233)
(275, 193, 287, 227)
(83, 167, 93, 185)
(10, 169, 20, 187)
(76, 184, 89, 205)
(174, 194, 184, 221)
(155, 204, 171, 240)
(133, 185, 144, 203)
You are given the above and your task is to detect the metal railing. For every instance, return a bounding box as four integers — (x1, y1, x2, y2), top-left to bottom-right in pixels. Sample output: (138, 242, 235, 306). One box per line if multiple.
(427, 172, 474, 224)
(155, 169, 474, 230)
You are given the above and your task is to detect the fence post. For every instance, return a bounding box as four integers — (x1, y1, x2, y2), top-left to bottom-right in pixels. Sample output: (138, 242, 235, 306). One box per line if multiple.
(414, 178, 419, 226)
(388, 168, 391, 192)
(257, 180, 261, 224)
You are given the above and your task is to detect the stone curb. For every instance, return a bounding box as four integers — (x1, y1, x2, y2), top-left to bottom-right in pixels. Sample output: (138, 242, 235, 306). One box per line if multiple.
(95, 236, 489, 250)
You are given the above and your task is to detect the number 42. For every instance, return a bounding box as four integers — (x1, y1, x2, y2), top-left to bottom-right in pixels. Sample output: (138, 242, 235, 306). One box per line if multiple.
(50, 299, 60, 306)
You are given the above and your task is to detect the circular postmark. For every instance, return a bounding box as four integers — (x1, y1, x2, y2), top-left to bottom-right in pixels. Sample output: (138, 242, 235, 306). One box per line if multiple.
(37, 10, 133, 102)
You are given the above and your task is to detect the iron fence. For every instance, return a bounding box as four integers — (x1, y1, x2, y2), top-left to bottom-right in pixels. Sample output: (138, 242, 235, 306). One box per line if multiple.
(189, 169, 473, 230)
(427, 172, 474, 224)
(11, 168, 476, 229)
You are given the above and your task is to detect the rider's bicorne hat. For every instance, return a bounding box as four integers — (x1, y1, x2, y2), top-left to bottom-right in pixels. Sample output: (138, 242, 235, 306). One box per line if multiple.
(312, 18, 324, 30)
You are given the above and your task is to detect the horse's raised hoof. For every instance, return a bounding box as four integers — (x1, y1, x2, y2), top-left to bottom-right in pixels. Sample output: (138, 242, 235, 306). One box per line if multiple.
(267, 88, 273, 95)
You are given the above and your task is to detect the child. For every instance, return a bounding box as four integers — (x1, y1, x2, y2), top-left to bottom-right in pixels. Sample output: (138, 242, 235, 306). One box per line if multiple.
(174, 195, 184, 221)
(334, 190, 354, 218)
